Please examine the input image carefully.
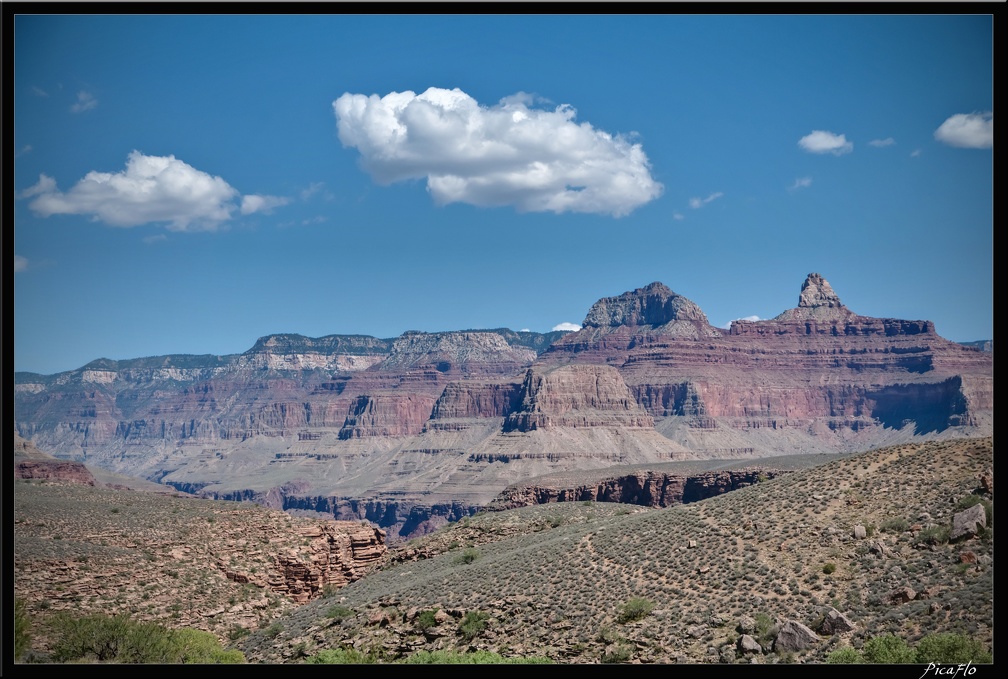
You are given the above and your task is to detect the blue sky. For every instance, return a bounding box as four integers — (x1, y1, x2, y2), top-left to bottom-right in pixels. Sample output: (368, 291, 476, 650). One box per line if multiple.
(13, 13, 993, 375)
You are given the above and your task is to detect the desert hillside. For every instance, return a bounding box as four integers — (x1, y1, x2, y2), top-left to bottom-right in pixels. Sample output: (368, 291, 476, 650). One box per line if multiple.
(14, 437, 992, 664)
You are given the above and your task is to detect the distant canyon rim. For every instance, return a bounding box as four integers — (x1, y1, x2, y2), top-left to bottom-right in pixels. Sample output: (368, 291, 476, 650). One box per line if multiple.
(15, 273, 992, 539)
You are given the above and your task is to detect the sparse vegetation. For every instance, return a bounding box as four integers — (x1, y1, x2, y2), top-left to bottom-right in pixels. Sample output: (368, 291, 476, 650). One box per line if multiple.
(15, 438, 993, 665)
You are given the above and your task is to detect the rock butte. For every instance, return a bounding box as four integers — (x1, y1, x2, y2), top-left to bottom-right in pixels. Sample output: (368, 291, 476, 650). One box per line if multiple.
(15, 274, 992, 539)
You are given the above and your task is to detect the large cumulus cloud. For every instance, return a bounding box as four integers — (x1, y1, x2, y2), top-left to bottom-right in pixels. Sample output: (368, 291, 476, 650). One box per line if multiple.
(333, 87, 663, 217)
(23, 151, 286, 231)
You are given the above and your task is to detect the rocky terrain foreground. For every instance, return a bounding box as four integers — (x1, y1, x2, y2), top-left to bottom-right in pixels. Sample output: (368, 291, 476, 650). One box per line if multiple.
(14, 437, 992, 664)
(14, 274, 992, 539)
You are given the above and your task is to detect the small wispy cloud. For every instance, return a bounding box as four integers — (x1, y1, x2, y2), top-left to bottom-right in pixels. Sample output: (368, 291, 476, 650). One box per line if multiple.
(32, 86, 49, 97)
(689, 192, 723, 209)
(333, 86, 663, 217)
(934, 112, 993, 149)
(300, 182, 334, 201)
(70, 90, 97, 113)
(672, 212, 685, 221)
(240, 194, 290, 215)
(798, 130, 853, 155)
(14, 255, 28, 273)
(868, 137, 895, 147)
(910, 149, 922, 158)
(143, 234, 167, 245)
(552, 322, 582, 332)
(788, 177, 812, 191)
(15, 144, 33, 158)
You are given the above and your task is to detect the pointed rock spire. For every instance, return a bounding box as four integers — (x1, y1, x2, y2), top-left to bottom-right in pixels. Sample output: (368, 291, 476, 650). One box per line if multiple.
(773, 273, 854, 322)
(798, 273, 843, 309)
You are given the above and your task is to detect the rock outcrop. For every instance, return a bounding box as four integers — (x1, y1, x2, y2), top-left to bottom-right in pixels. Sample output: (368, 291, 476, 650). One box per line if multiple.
(487, 468, 780, 511)
(503, 364, 654, 432)
(267, 521, 387, 603)
(14, 432, 96, 486)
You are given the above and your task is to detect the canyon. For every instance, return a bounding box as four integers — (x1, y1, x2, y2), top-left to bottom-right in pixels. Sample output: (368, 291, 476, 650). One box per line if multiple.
(14, 274, 992, 539)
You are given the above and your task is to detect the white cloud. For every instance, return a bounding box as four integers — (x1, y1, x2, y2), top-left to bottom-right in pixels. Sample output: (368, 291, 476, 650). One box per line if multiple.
(910, 149, 922, 158)
(143, 234, 167, 245)
(70, 90, 97, 113)
(798, 130, 853, 155)
(520, 328, 530, 332)
(14, 255, 28, 273)
(333, 87, 663, 217)
(721, 315, 761, 329)
(16, 144, 33, 157)
(241, 194, 289, 215)
(788, 177, 813, 190)
(672, 212, 685, 221)
(24, 151, 242, 231)
(934, 112, 993, 149)
(552, 322, 582, 332)
(689, 191, 723, 209)
(868, 137, 895, 147)
(32, 86, 48, 97)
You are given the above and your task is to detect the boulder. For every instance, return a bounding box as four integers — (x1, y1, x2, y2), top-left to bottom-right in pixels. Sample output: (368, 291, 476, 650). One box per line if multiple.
(818, 608, 856, 635)
(737, 634, 763, 654)
(951, 503, 986, 541)
(773, 620, 819, 653)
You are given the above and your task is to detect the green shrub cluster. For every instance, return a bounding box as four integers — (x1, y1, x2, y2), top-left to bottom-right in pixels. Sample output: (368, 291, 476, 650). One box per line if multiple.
(616, 597, 654, 624)
(325, 605, 355, 622)
(306, 647, 378, 664)
(402, 650, 551, 664)
(454, 548, 481, 565)
(458, 610, 490, 640)
(827, 633, 991, 664)
(414, 609, 439, 632)
(14, 599, 31, 661)
(47, 612, 244, 663)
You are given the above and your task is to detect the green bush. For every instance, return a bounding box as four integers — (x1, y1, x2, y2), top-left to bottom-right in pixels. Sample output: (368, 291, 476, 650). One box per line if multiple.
(617, 597, 654, 623)
(861, 634, 916, 664)
(454, 548, 481, 565)
(48, 613, 244, 663)
(402, 650, 551, 664)
(915, 525, 950, 546)
(14, 599, 31, 661)
(458, 611, 490, 640)
(881, 517, 909, 534)
(325, 605, 354, 622)
(822, 562, 837, 574)
(915, 633, 992, 664)
(307, 647, 377, 664)
(826, 646, 863, 663)
(414, 609, 439, 632)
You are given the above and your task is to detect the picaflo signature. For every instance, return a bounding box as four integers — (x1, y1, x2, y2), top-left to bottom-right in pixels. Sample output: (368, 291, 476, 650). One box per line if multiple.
(918, 662, 977, 679)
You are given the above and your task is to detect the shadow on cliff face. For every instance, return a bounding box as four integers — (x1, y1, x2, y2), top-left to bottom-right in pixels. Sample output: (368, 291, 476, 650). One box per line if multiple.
(868, 377, 970, 434)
